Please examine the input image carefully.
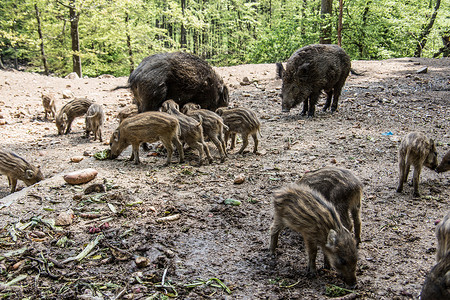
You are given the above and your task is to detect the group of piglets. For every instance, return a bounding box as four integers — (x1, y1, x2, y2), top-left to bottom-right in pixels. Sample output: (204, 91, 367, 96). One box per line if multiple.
(110, 51, 260, 166)
(0, 47, 448, 297)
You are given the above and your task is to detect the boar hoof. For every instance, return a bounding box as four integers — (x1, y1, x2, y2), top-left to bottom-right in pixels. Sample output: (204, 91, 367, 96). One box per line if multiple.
(413, 192, 421, 198)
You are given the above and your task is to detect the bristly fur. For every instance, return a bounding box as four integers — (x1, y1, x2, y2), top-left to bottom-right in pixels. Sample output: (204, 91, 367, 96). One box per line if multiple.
(396, 132, 438, 197)
(297, 166, 363, 244)
(270, 183, 357, 285)
(0, 150, 43, 193)
(215, 107, 261, 154)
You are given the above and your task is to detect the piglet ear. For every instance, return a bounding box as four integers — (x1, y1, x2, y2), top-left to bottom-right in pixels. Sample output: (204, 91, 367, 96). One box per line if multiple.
(326, 229, 338, 250)
(113, 131, 120, 143)
(25, 169, 34, 179)
(62, 113, 68, 122)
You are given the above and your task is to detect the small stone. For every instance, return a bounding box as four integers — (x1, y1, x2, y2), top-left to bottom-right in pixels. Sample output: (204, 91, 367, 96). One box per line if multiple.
(330, 158, 337, 164)
(65, 72, 79, 79)
(234, 174, 245, 184)
(0, 120, 6, 125)
(70, 156, 84, 163)
(135, 256, 150, 268)
(62, 90, 73, 99)
(55, 211, 74, 226)
(416, 66, 428, 74)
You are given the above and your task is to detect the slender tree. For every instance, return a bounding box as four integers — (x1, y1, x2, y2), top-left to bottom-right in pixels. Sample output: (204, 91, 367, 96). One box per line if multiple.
(415, 0, 441, 57)
(34, 3, 49, 75)
(320, 0, 333, 44)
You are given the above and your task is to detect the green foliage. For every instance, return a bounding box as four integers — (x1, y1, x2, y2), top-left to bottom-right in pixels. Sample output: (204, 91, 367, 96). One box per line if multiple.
(0, 0, 448, 77)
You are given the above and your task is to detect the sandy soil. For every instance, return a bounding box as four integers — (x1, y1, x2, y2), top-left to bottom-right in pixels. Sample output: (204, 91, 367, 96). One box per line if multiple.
(0, 57, 449, 299)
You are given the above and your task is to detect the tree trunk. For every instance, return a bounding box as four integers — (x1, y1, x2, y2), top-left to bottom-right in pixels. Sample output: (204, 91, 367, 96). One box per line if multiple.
(337, 0, 343, 46)
(319, 0, 333, 44)
(69, 0, 82, 77)
(34, 4, 49, 75)
(415, 0, 441, 57)
(125, 13, 134, 74)
(180, 0, 187, 48)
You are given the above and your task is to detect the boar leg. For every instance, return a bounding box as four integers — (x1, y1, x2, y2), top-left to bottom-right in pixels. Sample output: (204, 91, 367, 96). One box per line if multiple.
(8, 176, 17, 193)
(172, 136, 184, 163)
(323, 90, 333, 112)
(64, 117, 75, 134)
(160, 137, 174, 166)
(304, 238, 318, 276)
(307, 92, 321, 117)
(301, 99, 309, 116)
(210, 134, 226, 162)
(202, 142, 213, 164)
(229, 133, 237, 150)
(252, 133, 258, 153)
(397, 156, 407, 192)
(331, 87, 343, 113)
(190, 142, 205, 166)
(98, 129, 102, 142)
(351, 206, 362, 245)
(269, 220, 284, 253)
(131, 144, 141, 165)
(412, 164, 423, 197)
(237, 134, 249, 154)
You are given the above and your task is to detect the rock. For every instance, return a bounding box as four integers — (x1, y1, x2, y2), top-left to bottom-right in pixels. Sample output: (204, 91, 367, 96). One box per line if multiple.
(63, 168, 98, 185)
(62, 90, 73, 99)
(240, 77, 251, 86)
(0, 120, 6, 125)
(416, 66, 428, 74)
(70, 156, 84, 163)
(55, 211, 74, 226)
(135, 256, 150, 268)
(65, 72, 79, 79)
(234, 174, 246, 184)
(84, 183, 106, 194)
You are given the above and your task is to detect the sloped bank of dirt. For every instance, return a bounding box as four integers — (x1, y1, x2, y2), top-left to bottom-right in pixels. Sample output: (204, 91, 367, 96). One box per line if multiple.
(0, 57, 449, 299)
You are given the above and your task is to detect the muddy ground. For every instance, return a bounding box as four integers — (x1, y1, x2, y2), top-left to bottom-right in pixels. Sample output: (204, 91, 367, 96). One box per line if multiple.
(0, 57, 449, 299)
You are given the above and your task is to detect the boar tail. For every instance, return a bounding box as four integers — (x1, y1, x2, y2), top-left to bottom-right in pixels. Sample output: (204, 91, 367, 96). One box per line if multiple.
(111, 85, 130, 91)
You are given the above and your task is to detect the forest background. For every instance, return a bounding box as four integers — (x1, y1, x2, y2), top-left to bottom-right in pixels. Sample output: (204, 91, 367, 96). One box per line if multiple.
(1, 0, 449, 78)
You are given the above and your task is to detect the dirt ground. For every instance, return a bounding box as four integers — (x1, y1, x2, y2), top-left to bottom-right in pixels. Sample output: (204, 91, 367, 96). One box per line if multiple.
(0, 57, 449, 299)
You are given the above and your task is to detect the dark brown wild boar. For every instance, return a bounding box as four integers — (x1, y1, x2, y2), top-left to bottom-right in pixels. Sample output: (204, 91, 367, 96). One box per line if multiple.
(297, 166, 363, 245)
(109, 111, 184, 166)
(215, 107, 261, 154)
(436, 212, 450, 262)
(396, 132, 438, 197)
(41, 92, 56, 120)
(270, 184, 358, 285)
(117, 105, 139, 124)
(420, 246, 450, 300)
(113, 52, 229, 112)
(85, 104, 105, 142)
(181, 102, 228, 162)
(277, 44, 351, 117)
(0, 150, 44, 193)
(161, 100, 213, 165)
(436, 150, 450, 173)
(55, 98, 93, 135)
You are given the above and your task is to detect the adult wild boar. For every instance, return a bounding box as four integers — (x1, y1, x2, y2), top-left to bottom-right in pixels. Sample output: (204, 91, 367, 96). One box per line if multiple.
(114, 52, 229, 112)
(278, 44, 351, 117)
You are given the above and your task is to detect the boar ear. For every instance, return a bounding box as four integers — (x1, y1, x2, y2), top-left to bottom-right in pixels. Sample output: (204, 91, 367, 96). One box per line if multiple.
(25, 169, 35, 179)
(296, 63, 311, 76)
(113, 131, 120, 142)
(326, 229, 338, 250)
